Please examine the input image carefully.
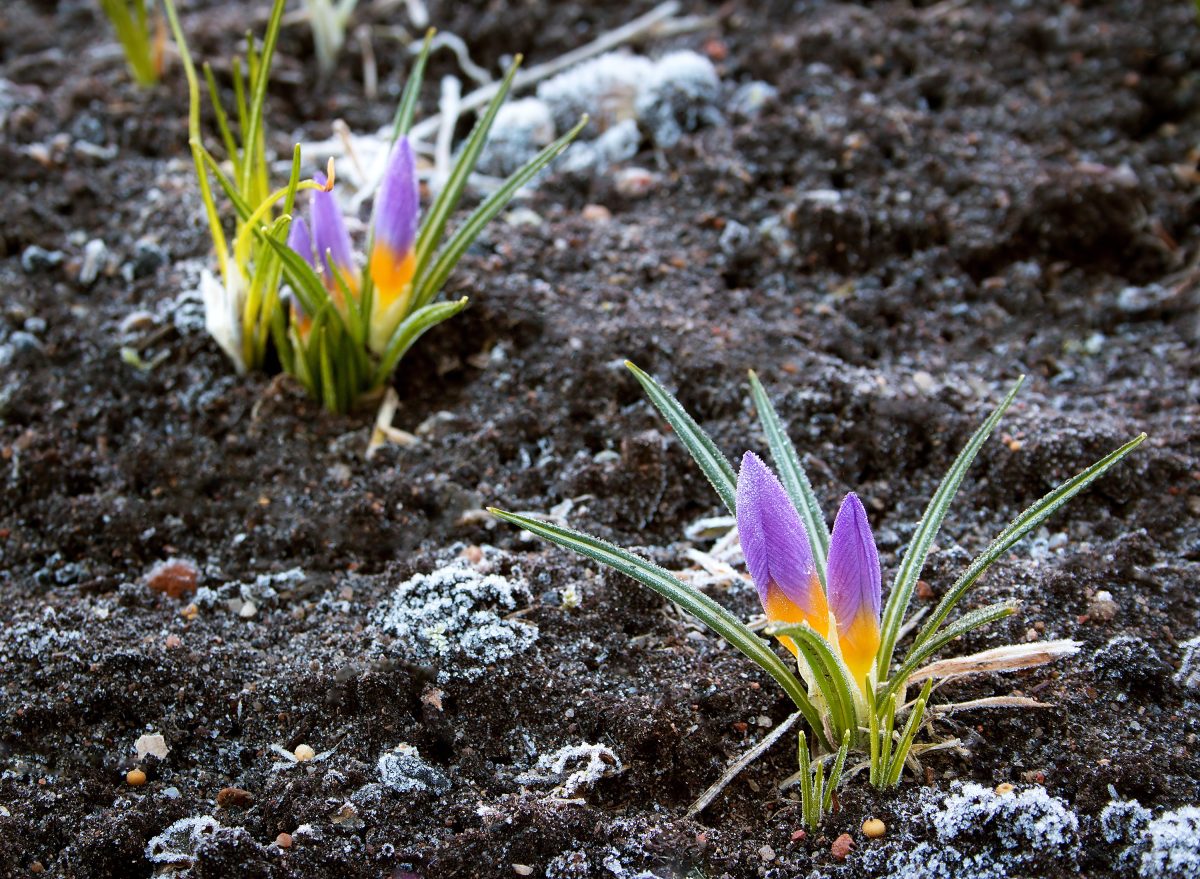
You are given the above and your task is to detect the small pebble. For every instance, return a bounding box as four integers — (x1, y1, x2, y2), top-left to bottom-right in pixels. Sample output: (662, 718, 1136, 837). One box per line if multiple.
(216, 786, 254, 808)
(145, 559, 198, 600)
(293, 744, 316, 762)
(135, 733, 169, 760)
(126, 768, 147, 786)
(916, 579, 934, 600)
(581, 204, 612, 223)
(614, 167, 660, 198)
(831, 832, 853, 861)
(164, 634, 182, 650)
(78, 239, 109, 287)
(862, 818, 886, 839)
(1088, 590, 1119, 622)
(912, 370, 936, 393)
(512, 866, 533, 876)
(758, 844, 776, 862)
(275, 832, 293, 849)
(20, 245, 64, 274)
(995, 782, 1015, 796)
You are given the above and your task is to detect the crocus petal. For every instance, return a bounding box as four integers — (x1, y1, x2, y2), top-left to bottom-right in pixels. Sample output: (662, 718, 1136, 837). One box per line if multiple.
(287, 216, 315, 268)
(283, 291, 312, 342)
(370, 137, 419, 308)
(826, 492, 881, 686)
(737, 451, 829, 640)
(310, 172, 355, 283)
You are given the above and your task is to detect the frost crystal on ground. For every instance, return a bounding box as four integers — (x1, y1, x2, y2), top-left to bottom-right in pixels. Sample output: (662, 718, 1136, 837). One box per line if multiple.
(377, 744, 452, 796)
(372, 555, 537, 682)
(1106, 800, 1200, 879)
(634, 51, 722, 149)
(145, 816, 223, 865)
(515, 742, 623, 797)
(1176, 636, 1200, 691)
(885, 783, 1080, 879)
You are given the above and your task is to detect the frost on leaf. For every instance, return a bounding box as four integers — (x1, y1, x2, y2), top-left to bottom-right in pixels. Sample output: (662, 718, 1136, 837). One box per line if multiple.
(371, 553, 537, 683)
(515, 743, 623, 798)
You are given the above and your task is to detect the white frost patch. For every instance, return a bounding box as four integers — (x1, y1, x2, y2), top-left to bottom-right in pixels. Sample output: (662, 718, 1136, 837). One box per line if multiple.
(633, 51, 722, 149)
(377, 743, 451, 795)
(886, 783, 1079, 879)
(1175, 636, 1200, 691)
(1140, 807, 1200, 878)
(372, 556, 537, 682)
(145, 815, 223, 865)
(1105, 797, 1200, 879)
(516, 743, 623, 797)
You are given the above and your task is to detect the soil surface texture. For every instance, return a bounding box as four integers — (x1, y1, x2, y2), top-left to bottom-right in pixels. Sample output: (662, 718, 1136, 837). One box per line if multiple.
(2, 0, 1199, 877)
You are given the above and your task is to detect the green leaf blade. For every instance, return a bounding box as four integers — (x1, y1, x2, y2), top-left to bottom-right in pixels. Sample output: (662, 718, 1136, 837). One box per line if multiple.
(877, 376, 1025, 679)
(625, 361, 738, 515)
(748, 369, 830, 582)
(488, 508, 830, 748)
(911, 433, 1147, 654)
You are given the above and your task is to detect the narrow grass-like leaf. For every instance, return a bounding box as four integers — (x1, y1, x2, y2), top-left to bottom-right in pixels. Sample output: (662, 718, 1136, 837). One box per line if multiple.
(625, 361, 738, 515)
(487, 509, 830, 747)
(371, 298, 470, 386)
(882, 601, 1018, 702)
(770, 622, 859, 742)
(202, 62, 240, 176)
(262, 232, 330, 319)
(877, 376, 1025, 679)
(877, 694, 896, 788)
(101, 0, 158, 86)
(239, 0, 286, 198)
(866, 686, 881, 786)
(410, 56, 523, 293)
(413, 116, 587, 311)
(884, 679, 932, 786)
(823, 730, 851, 813)
(797, 731, 814, 828)
(748, 369, 830, 582)
(912, 433, 1147, 653)
(389, 29, 435, 143)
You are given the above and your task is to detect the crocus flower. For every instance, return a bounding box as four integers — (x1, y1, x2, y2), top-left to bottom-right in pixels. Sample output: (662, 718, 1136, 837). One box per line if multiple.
(369, 137, 420, 349)
(285, 216, 314, 339)
(737, 451, 831, 645)
(736, 451, 881, 689)
(310, 172, 356, 299)
(825, 491, 881, 688)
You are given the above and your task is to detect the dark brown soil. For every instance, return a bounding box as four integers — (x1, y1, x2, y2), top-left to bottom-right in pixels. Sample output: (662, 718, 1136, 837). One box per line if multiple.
(2, 0, 1199, 877)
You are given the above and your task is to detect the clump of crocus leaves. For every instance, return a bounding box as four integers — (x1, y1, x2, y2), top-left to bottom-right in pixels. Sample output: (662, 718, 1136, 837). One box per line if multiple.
(100, 0, 167, 87)
(491, 363, 1145, 815)
(164, 0, 583, 412)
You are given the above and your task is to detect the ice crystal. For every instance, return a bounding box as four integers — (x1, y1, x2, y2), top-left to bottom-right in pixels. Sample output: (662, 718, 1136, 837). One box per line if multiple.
(372, 554, 537, 682)
(515, 742, 623, 797)
(885, 783, 1080, 879)
(377, 743, 452, 795)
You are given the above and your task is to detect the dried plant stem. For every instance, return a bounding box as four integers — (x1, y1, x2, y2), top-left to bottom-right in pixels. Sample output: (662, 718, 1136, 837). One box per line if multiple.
(686, 712, 799, 817)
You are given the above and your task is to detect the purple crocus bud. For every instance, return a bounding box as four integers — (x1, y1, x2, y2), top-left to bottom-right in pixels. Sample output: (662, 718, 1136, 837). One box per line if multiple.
(827, 492, 881, 687)
(736, 451, 830, 643)
(369, 137, 420, 309)
(287, 215, 315, 268)
(310, 172, 356, 291)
